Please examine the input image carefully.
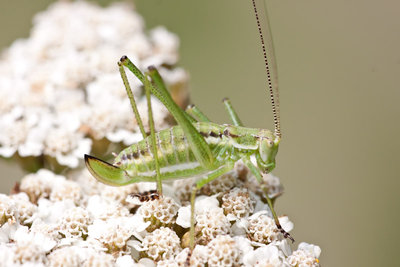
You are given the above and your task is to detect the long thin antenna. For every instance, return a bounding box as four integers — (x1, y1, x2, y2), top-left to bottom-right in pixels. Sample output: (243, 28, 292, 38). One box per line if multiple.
(251, 0, 281, 138)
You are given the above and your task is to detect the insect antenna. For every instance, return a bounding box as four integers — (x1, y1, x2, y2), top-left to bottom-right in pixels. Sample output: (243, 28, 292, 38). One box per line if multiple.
(251, 0, 281, 138)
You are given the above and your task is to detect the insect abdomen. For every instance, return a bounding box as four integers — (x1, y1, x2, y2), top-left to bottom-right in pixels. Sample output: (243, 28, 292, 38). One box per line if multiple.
(115, 122, 226, 179)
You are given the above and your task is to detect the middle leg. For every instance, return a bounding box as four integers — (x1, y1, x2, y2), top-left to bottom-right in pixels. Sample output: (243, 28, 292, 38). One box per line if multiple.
(188, 162, 235, 249)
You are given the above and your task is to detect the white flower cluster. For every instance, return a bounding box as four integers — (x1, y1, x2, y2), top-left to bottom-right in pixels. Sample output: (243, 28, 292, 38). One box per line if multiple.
(20, 169, 82, 204)
(57, 207, 91, 239)
(195, 206, 231, 245)
(200, 169, 239, 196)
(222, 187, 255, 220)
(0, 1, 321, 266)
(141, 227, 181, 261)
(206, 235, 241, 266)
(287, 243, 321, 267)
(0, 1, 188, 169)
(137, 196, 180, 231)
(0, 165, 320, 266)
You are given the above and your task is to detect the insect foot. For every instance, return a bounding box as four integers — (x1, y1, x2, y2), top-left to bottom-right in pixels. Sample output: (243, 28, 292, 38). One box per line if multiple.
(129, 190, 160, 202)
(247, 211, 294, 244)
(277, 223, 295, 243)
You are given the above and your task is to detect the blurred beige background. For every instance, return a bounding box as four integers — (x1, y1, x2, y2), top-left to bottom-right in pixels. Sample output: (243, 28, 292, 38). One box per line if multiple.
(0, 0, 399, 266)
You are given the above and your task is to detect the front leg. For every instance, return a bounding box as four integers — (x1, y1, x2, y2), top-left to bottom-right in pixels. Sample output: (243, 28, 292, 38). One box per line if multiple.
(243, 157, 294, 242)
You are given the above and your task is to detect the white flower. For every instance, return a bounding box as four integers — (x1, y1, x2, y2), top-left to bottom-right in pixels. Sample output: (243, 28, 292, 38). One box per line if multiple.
(176, 195, 219, 228)
(207, 235, 242, 266)
(245, 211, 293, 245)
(44, 127, 92, 168)
(133, 258, 156, 267)
(37, 199, 76, 225)
(243, 245, 285, 267)
(222, 187, 255, 221)
(86, 195, 130, 220)
(158, 67, 188, 86)
(141, 227, 181, 261)
(298, 242, 322, 258)
(48, 246, 82, 267)
(176, 205, 191, 228)
(88, 217, 138, 252)
(115, 255, 136, 267)
(0, 107, 43, 157)
(20, 169, 62, 203)
(287, 242, 321, 267)
(0, 222, 19, 243)
(82, 251, 115, 267)
(144, 27, 180, 66)
(50, 180, 82, 205)
(0, 0, 188, 169)
(0, 243, 15, 267)
(175, 246, 208, 266)
(13, 224, 57, 253)
(57, 207, 91, 239)
(69, 168, 105, 197)
(195, 207, 231, 245)
(233, 236, 253, 260)
(136, 96, 171, 132)
(10, 193, 38, 226)
(137, 196, 179, 229)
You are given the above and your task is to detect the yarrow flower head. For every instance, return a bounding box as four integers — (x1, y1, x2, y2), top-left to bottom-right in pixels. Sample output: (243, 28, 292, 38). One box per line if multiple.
(0, 1, 321, 266)
(9, 193, 37, 226)
(222, 187, 255, 221)
(20, 169, 81, 204)
(0, 159, 321, 266)
(57, 207, 91, 239)
(141, 227, 182, 261)
(88, 217, 136, 253)
(287, 242, 321, 267)
(206, 235, 242, 267)
(48, 247, 82, 267)
(246, 211, 293, 245)
(0, 194, 18, 225)
(0, 0, 188, 171)
(200, 169, 240, 196)
(195, 207, 231, 245)
(242, 245, 286, 267)
(136, 195, 180, 231)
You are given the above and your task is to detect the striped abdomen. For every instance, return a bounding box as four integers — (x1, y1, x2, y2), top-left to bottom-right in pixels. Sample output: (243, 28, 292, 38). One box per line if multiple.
(113, 122, 225, 180)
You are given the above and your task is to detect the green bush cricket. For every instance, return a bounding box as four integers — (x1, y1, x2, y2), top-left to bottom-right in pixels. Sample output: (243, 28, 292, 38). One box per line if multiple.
(84, 0, 294, 250)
